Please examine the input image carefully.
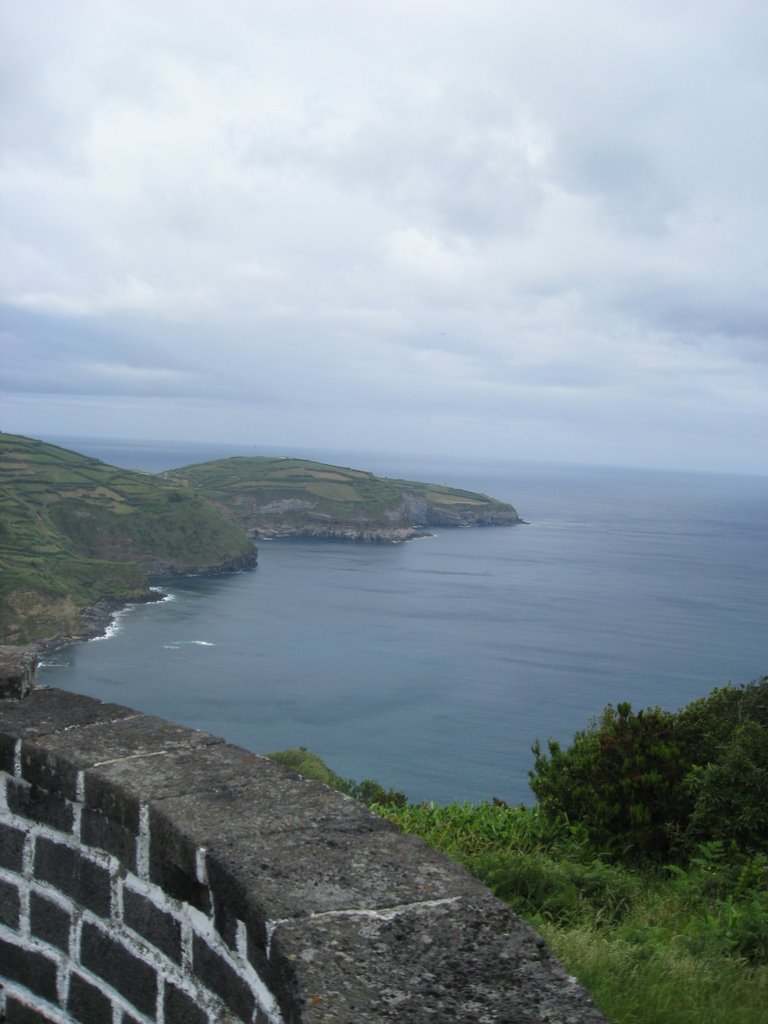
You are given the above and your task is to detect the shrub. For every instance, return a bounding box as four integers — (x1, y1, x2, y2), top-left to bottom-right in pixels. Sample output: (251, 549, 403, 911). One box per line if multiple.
(529, 680, 768, 863)
(530, 702, 689, 861)
(686, 722, 768, 853)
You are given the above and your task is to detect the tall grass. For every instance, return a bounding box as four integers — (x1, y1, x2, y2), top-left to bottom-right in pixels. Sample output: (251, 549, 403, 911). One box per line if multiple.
(373, 801, 768, 1024)
(543, 923, 768, 1024)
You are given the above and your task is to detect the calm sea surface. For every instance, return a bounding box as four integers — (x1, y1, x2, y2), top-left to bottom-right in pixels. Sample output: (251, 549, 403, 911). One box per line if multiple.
(38, 438, 768, 805)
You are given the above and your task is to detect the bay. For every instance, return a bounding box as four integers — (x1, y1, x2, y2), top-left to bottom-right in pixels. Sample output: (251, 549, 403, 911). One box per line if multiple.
(38, 439, 768, 805)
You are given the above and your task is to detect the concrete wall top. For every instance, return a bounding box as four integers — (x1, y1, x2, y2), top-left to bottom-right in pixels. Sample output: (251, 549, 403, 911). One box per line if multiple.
(0, 675, 607, 1023)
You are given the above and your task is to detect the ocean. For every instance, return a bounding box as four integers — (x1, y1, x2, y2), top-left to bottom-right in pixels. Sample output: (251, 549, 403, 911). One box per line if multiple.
(38, 438, 768, 806)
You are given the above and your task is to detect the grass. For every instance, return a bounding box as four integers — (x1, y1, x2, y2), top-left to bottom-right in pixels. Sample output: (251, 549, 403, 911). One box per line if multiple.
(170, 456, 521, 535)
(0, 432, 255, 643)
(544, 924, 768, 1024)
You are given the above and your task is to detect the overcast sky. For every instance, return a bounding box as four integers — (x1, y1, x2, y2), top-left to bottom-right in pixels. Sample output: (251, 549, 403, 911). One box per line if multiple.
(1, 1, 766, 474)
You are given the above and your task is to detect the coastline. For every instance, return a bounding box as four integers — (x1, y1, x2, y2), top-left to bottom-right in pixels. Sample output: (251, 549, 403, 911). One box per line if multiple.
(35, 549, 258, 653)
(35, 590, 167, 654)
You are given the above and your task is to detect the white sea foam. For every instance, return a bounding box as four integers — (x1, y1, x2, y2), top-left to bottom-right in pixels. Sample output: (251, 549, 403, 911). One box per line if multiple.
(163, 640, 214, 649)
(89, 604, 137, 642)
(90, 617, 124, 641)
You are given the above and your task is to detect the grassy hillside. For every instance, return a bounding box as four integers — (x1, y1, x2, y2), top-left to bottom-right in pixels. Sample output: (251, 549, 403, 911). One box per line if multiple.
(0, 433, 256, 645)
(169, 456, 522, 540)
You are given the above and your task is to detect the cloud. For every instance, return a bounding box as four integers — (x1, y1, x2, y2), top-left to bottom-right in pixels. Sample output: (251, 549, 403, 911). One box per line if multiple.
(1, 0, 766, 473)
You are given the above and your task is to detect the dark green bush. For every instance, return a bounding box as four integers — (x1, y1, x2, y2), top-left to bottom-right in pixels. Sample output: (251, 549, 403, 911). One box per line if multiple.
(529, 680, 768, 863)
(686, 722, 768, 852)
(530, 701, 690, 861)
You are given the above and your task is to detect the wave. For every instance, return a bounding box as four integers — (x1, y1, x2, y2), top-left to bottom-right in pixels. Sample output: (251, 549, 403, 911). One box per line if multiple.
(163, 640, 215, 650)
(90, 616, 125, 642)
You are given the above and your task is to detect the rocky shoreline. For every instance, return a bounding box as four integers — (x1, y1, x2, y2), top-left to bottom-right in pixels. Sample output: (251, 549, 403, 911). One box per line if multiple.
(253, 525, 434, 542)
(34, 592, 164, 653)
(251, 508, 524, 544)
(35, 550, 258, 653)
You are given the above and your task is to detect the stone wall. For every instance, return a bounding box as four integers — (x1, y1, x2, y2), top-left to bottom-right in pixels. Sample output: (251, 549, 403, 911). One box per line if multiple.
(0, 671, 607, 1022)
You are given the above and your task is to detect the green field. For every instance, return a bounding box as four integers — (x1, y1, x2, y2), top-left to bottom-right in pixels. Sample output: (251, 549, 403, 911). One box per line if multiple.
(170, 455, 522, 537)
(0, 433, 255, 644)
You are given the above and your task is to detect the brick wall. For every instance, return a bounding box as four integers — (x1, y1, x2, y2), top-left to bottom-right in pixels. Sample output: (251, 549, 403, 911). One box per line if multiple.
(0, 729, 282, 1022)
(0, 684, 608, 1024)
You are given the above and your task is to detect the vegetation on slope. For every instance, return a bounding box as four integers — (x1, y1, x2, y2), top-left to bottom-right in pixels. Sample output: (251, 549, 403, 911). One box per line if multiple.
(0, 433, 256, 645)
(270, 678, 768, 1024)
(1, 434, 521, 642)
(169, 455, 522, 540)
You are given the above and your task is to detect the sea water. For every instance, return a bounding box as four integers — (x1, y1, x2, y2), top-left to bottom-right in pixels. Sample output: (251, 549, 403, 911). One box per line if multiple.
(38, 439, 768, 805)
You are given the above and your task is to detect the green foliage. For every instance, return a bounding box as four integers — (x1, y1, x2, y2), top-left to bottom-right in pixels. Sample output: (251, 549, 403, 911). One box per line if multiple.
(477, 851, 641, 927)
(265, 748, 406, 807)
(545, 922, 768, 1024)
(266, 748, 350, 791)
(529, 680, 768, 863)
(530, 702, 690, 861)
(686, 722, 768, 850)
(345, 777, 407, 807)
(0, 432, 255, 643)
(676, 679, 768, 761)
(171, 455, 520, 537)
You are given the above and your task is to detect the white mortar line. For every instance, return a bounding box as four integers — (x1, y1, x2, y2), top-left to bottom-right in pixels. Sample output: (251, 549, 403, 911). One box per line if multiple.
(195, 845, 209, 885)
(156, 973, 165, 1024)
(235, 918, 248, 959)
(71, 798, 82, 841)
(56, 952, 70, 1013)
(275, 894, 462, 931)
(71, 913, 82, 966)
(180, 912, 194, 974)
(110, 862, 122, 922)
(62, 713, 144, 732)
(186, 903, 285, 1024)
(116, 873, 125, 924)
(136, 804, 150, 879)
(17, 829, 35, 941)
(92, 749, 169, 767)
(265, 919, 279, 960)
(2, 795, 285, 1024)
(0, 980, 72, 1024)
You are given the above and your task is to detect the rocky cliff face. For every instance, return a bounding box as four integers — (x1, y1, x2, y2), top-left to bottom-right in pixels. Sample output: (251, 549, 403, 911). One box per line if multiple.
(251, 491, 522, 541)
(171, 455, 524, 544)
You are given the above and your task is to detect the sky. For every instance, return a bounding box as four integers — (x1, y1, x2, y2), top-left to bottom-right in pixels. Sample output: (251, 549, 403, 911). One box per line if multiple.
(1, 1, 767, 475)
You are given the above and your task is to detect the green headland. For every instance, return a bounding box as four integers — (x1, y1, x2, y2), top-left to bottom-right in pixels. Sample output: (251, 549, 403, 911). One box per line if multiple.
(168, 454, 522, 541)
(0, 433, 521, 646)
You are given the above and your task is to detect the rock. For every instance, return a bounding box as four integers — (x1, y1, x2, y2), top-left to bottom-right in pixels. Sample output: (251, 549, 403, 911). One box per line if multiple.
(0, 644, 37, 698)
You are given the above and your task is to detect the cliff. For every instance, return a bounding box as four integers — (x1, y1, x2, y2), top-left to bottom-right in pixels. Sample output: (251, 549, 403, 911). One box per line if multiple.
(168, 456, 523, 541)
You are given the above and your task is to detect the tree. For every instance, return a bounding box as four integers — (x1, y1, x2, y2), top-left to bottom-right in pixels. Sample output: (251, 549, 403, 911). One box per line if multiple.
(530, 679, 768, 863)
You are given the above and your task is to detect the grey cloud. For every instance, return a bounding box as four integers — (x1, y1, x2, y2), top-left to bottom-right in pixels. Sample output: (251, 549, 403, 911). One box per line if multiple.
(1, 1, 766, 473)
